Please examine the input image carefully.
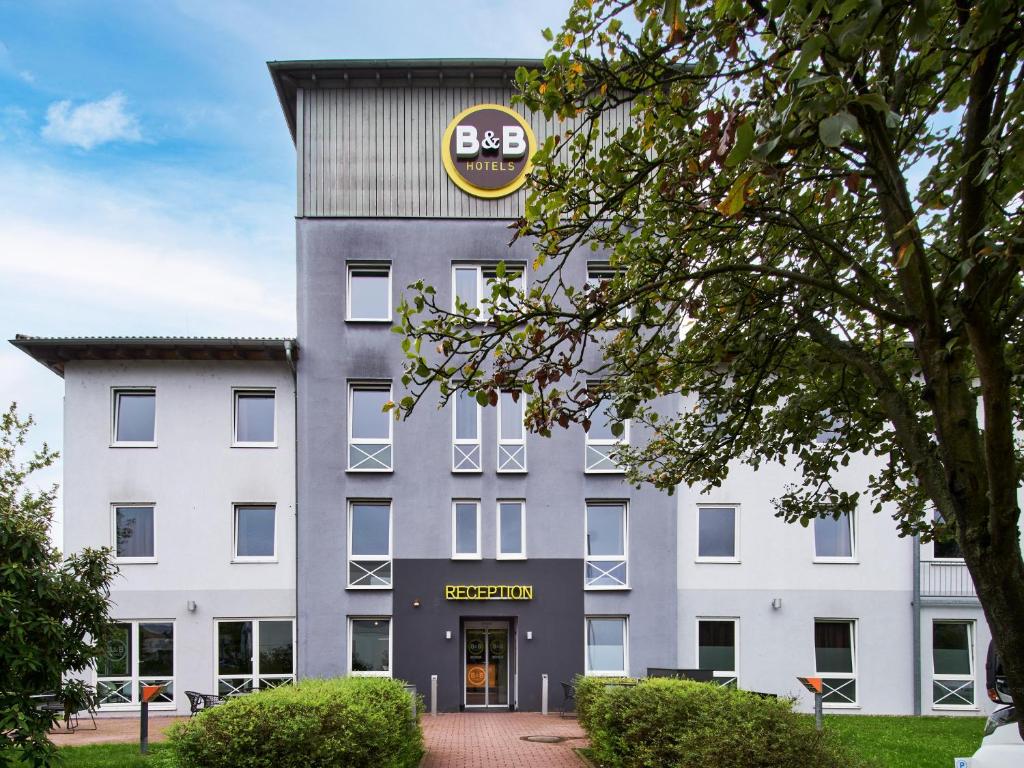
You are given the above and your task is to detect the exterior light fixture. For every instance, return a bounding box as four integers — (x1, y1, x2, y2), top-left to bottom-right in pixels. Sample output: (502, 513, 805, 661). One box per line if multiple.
(412, 599, 421, 608)
(771, 598, 783, 610)
(526, 631, 533, 640)
(445, 630, 452, 640)
(186, 600, 197, 612)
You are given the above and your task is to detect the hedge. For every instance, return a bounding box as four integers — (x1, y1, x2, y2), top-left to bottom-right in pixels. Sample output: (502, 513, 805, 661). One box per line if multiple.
(575, 676, 866, 768)
(167, 677, 423, 768)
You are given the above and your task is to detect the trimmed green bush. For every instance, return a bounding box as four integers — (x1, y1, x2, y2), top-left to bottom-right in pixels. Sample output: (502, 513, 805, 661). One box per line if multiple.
(167, 677, 423, 768)
(574, 675, 867, 768)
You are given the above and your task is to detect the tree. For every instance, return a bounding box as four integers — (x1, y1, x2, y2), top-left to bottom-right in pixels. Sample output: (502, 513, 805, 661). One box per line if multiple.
(0, 404, 118, 766)
(395, 0, 1024, 729)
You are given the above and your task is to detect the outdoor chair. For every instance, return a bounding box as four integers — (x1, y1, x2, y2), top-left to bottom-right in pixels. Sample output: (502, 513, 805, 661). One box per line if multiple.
(559, 681, 575, 718)
(185, 690, 223, 717)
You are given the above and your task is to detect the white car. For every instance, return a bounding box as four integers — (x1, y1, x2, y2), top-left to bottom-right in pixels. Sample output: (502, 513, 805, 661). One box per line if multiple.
(970, 706, 1021, 767)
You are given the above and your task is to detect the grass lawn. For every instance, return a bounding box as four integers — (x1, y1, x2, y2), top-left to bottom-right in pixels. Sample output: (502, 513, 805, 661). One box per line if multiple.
(822, 714, 985, 768)
(57, 743, 172, 767)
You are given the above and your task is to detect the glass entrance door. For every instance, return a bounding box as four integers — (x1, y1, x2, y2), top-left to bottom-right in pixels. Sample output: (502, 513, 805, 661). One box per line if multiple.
(464, 622, 509, 708)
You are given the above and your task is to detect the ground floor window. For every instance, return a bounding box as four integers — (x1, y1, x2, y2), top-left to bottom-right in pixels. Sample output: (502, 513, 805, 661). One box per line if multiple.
(814, 619, 857, 706)
(349, 617, 392, 676)
(216, 619, 295, 696)
(585, 616, 627, 676)
(697, 618, 738, 687)
(96, 621, 174, 708)
(932, 620, 975, 709)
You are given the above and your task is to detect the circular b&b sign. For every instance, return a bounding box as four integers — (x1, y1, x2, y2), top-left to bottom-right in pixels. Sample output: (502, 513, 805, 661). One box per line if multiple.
(441, 104, 536, 198)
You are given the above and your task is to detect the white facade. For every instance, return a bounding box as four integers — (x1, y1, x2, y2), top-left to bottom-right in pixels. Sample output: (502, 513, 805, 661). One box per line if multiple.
(61, 356, 296, 715)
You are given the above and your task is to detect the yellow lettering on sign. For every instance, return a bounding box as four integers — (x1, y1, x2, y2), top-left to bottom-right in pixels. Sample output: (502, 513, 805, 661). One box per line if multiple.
(443, 585, 534, 600)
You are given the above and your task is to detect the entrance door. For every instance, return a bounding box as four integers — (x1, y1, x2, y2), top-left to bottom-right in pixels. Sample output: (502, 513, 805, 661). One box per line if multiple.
(464, 621, 510, 708)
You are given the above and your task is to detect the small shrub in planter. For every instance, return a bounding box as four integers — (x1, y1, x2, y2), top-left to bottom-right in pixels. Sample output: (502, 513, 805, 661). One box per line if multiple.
(168, 677, 423, 768)
(575, 675, 866, 768)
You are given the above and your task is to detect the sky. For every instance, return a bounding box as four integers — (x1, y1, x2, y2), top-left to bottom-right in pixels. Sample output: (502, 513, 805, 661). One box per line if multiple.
(0, 0, 570, 541)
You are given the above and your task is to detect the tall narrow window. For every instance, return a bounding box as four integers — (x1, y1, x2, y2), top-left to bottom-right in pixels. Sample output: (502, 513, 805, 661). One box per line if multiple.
(452, 500, 481, 559)
(585, 617, 627, 676)
(216, 619, 295, 695)
(814, 510, 855, 560)
(932, 510, 963, 559)
(234, 390, 275, 445)
(697, 619, 738, 687)
(348, 501, 392, 588)
(96, 621, 175, 708)
(497, 500, 525, 559)
(697, 505, 738, 561)
(932, 621, 975, 708)
(814, 620, 857, 706)
(112, 389, 156, 445)
(586, 264, 630, 321)
(585, 502, 627, 588)
(233, 505, 276, 561)
(585, 393, 627, 473)
(452, 390, 481, 472)
(347, 263, 391, 321)
(112, 505, 156, 562)
(350, 618, 391, 676)
(497, 391, 527, 472)
(348, 383, 393, 471)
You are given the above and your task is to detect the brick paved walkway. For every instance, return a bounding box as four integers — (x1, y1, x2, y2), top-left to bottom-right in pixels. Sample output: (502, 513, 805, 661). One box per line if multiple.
(421, 713, 587, 767)
(48, 716, 186, 746)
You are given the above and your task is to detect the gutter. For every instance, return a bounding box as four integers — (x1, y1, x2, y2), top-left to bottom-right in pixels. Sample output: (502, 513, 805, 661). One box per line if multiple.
(913, 534, 922, 715)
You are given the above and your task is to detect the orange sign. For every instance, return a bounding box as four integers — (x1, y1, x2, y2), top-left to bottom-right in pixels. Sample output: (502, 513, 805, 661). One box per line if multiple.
(466, 664, 496, 688)
(141, 684, 166, 703)
(796, 676, 823, 694)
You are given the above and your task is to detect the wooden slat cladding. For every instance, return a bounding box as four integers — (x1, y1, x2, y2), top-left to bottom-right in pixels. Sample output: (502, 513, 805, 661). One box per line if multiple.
(297, 86, 631, 219)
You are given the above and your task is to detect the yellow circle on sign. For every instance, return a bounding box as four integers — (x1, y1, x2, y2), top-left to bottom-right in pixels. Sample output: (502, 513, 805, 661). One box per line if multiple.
(441, 103, 536, 199)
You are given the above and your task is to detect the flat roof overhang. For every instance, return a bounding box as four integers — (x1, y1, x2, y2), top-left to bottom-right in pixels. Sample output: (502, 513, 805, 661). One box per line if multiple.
(9, 335, 297, 378)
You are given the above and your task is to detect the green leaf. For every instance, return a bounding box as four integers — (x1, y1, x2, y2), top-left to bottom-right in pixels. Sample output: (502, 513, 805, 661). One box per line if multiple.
(854, 93, 889, 113)
(716, 172, 754, 216)
(790, 35, 825, 81)
(725, 119, 755, 168)
(818, 111, 859, 148)
(475, 391, 489, 407)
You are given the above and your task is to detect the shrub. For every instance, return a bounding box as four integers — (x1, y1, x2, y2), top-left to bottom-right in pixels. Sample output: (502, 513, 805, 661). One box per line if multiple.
(168, 677, 423, 768)
(574, 675, 867, 768)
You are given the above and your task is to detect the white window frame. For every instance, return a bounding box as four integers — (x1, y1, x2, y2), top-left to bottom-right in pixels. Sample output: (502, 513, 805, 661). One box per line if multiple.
(695, 504, 740, 563)
(232, 387, 277, 447)
(347, 500, 393, 590)
(496, 499, 526, 560)
(812, 508, 858, 563)
(931, 620, 977, 710)
(451, 263, 526, 320)
(348, 616, 393, 677)
(452, 499, 482, 560)
(930, 510, 965, 561)
(586, 263, 632, 321)
(451, 390, 482, 473)
(814, 618, 859, 708)
(584, 501, 629, 590)
(584, 390, 628, 473)
(110, 387, 157, 447)
(347, 381, 394, 472)
(696, 617, 739, 688)
(584, 616, 628, 677)
(214, 618, 296, 696)
(232, 503, 278, 563)
(95, 619, 176, 711)
(496, 391, 527, 473)
(111, 503, 157, 564)
(346, 261, 392, 322)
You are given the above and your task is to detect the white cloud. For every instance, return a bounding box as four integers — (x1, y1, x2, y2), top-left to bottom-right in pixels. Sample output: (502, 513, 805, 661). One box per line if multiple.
(42, 92, 142, 150)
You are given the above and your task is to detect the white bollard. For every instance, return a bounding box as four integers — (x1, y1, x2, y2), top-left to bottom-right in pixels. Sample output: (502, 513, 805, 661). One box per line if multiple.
(541, 673, 548, 715)
(431, 674, 438, 716)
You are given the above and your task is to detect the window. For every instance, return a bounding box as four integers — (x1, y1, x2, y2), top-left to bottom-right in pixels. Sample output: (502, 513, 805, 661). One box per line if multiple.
(585, 393, 627, 473)
(697, 505, 738, 561)
(234, 390, 275, 445)
(932, 510, 963, 559)
(586, 617, 627, 676)
(698, 619, 738, 687)
(233, 505, 276, 561)
(96, 621, 174, 708)
(452, 500, 481, 559)
(348, 501, 392, 588)
(586, 264, 630, 321)
(348, 383, 393, 471)
(216, 619, 295, 695)
(585, 502, 627, 589)
(452, 263, 525, 318)
(932, 621, 975, 708)
(452, 390, 481, 472)
(347, 262, 391, 321)
(112, 389, 155, 445)
(349, 618, 391, 676)
(497, 391, 527, 472)
(497, 500, 525, 559)
(814, 620, 857, 706)
(814, 510, 855, 560)
(112, 505, 156, 563)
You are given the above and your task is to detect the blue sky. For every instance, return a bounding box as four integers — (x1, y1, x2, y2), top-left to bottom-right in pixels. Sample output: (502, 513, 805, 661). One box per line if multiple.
(0, 0, 568, 537)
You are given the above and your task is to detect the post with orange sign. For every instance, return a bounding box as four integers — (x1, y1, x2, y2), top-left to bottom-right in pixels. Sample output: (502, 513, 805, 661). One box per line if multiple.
(140, 683, 166, 754)
(797, 677, 824, 732)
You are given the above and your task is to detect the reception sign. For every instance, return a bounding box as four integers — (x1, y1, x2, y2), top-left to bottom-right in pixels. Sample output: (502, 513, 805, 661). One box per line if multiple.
(445, 584, 534, 600)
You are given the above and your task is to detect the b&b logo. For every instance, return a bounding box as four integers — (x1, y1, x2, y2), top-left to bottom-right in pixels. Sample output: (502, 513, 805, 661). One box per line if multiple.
(441, 104, 536, 198)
